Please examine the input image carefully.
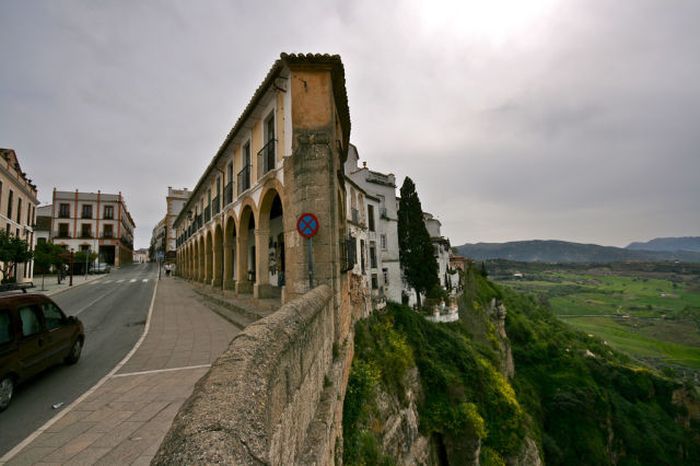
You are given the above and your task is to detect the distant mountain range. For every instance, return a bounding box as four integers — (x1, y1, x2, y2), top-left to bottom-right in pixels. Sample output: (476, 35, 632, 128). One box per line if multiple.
(456, 237, 700, 263)
(626, 236, 700, 253)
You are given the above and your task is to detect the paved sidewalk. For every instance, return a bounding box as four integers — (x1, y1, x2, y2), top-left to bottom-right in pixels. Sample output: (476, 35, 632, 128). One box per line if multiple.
(3, 277, 238, 465)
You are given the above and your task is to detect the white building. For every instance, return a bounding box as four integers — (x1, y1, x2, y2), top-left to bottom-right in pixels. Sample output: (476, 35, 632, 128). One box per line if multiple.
(344, 144, 402, 305)
(51, 189, 135, 267)
(165, 187, 190, 259)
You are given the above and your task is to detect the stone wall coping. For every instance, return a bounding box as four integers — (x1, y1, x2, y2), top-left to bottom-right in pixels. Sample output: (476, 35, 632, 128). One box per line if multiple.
(153, 284, 333, 465)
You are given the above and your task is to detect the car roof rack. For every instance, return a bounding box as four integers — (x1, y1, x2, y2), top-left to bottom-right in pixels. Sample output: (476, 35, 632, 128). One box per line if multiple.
(0, 282, 35, 294)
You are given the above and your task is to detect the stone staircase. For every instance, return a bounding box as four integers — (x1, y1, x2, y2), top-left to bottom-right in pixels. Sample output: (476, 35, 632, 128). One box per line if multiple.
(191, 285, 281, 330)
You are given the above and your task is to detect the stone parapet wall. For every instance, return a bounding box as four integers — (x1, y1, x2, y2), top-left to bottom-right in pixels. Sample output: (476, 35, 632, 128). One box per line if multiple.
(153, 284, 345, 465)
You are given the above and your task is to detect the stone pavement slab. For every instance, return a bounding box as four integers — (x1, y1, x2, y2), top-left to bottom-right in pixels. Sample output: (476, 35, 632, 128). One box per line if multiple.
(3, 277, 238, 465)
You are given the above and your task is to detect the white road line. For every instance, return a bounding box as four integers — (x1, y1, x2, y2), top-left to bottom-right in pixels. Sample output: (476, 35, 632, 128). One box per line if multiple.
(112, 364, 211, 378)
(142, 279, 149, 283)
(104, 280, 113, 284)
(116, 279, 125, 283)
(129, 279, 137, 283)
(0, 280, 160, 463)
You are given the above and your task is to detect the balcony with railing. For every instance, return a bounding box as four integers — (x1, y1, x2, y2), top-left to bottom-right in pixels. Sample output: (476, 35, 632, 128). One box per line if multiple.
(54, 230, 71, 239)
(256, 139, 276, 179)
(237, 164, 251, 195)
(101, 231, 114, 239)
(80, 232, 93, 239)
(225, 182, 233, 205)
(212, 196, 221, 215)
(204, 206, 211, 223)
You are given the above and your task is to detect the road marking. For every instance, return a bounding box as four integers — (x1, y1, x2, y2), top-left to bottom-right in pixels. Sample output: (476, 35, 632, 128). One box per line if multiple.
(112, 364, 211, 378)
(142, 279, 149, 283)
(104, 280, 113, 284)
(73, 286, 123, 316)
(0, 280, 160, 463)
(116, 279, 125, 283)
(129, 279, 137, 283)
(89, 281, 103, 285)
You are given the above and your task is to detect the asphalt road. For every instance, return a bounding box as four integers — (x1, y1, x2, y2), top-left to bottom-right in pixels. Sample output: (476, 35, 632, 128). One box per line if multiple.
(0, 262, 158, 455)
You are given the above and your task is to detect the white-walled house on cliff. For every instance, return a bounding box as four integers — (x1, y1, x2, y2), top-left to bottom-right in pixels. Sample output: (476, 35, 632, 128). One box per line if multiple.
(344, 144, 403, 306)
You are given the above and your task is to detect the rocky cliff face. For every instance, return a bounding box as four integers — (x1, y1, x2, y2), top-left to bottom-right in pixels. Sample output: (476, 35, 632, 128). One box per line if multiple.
(375, 368, 437, 465)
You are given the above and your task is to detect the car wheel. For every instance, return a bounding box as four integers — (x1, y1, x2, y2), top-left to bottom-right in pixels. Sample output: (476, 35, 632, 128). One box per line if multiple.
(65, 338, 83, 365)
(0, 376, 14, 412)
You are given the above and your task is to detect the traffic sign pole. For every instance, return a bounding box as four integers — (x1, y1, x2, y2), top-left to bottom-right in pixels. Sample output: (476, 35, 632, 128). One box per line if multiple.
(297, 212, 320, 291)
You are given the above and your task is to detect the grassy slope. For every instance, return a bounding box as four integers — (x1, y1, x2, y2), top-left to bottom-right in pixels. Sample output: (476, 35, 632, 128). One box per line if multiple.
(500, 271, 700, 371)
(343, 268, 700, 465)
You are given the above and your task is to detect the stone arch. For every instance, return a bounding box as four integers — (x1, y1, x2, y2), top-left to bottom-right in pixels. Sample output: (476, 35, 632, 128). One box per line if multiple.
(205, 229, 213, 285)
(198, 235, 205, 283)
(213, 221, 224, 288)
(257, 184, 286, 298)
(224, 214, 237, 289)
(236, 203, 256, 294)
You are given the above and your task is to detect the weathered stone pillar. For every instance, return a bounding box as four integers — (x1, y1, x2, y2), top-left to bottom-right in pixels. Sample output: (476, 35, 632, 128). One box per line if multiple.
(235, 233, 252, 294)
(223, 241, 234, 289)
(213, 229, 223, 288)
(254, 228, 270, 298)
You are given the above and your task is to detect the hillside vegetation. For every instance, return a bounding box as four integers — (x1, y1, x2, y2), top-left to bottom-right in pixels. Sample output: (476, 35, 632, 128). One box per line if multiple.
(343, 267, 700, 465)
(456, 239, 700, 263)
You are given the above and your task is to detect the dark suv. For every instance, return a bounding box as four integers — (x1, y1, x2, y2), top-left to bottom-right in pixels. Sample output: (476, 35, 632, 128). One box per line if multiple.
(0, 292, 85, 412)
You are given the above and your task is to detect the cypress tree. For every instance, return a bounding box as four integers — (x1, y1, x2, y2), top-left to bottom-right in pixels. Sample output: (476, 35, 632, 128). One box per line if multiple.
(398, 177, 439, 308)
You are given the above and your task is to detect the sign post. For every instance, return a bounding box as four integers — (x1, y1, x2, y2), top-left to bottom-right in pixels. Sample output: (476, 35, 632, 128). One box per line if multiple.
(296, 212, 320, 290)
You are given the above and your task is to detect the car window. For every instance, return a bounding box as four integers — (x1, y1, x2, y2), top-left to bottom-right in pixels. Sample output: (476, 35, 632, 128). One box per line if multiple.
(0, 309, 12, 344)
(19, 306, 43, 337)
(41, 302, 66, 331)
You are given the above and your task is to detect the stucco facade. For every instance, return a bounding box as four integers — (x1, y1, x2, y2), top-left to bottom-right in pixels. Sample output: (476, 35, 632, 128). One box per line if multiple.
(0, 148, 39, 283)
(51, 190, 135, 267)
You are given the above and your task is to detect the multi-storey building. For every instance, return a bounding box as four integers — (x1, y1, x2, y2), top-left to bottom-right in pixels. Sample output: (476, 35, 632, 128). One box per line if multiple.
(35, 205, 52, 246)
(174, 53, 351, 306)
(151, 216, 166, 260)
(51, 189, 135, 267)
(0, 148, 39, 283)
(343, 144, 402, 306)
(165, 187, 190, 259)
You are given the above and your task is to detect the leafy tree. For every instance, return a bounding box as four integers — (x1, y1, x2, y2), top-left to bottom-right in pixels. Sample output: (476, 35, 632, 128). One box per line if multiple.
(0, 230, 33, 283)
(33, 241, 67, 286)
(74, 250, 98, 275)
(398, 177, 439, 308)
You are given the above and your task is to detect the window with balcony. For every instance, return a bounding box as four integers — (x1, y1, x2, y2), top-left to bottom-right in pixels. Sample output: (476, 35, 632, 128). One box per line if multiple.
(59, 203, 70, 218)
(81, 204, 92, 219)
(258, 113, 276, 178)
(225, 162, 234, 204)
(380, 234, 387, 250)
(58, 223, 69, 238)
(81, 224, 92, 238)
(238, 142, 252, 195)
(370, 243, 377, 269)
(16, 198, 22, 224)
(367, 205, 375, 232)
(103, 224, 113, 238)
(371, 273, 378, 290)
(7, 190, 13, 218)
(104, 205, 114, 219)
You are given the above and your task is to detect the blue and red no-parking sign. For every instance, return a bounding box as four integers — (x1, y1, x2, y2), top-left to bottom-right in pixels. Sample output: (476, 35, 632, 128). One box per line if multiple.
(296, 212, 320, 239)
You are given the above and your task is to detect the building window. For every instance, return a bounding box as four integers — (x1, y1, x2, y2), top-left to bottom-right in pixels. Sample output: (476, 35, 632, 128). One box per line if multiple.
(82, 204, 92, 219)
(380, 234, 387, 250)
(360, 240, 366, 274)
(81, 224, 92, 238)
(58, 223, 69, 238)
(103, 224, 113, 238)
(383, 267, 389, 285)
(16, 197, 22, 224)
(369, 243, 377, 269)
(37, 237, 47, 246)
(367, 205, 375, 232)
(7, 190, 13, 218)
(0, 181, 3, 212)
(104, 205, 114, 219)
(59, 203, 70, 218)
(371, 273, 378, 289)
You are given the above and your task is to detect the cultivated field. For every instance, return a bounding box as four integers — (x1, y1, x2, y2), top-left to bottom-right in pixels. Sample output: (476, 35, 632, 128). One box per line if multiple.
(491, 262, 700, 375)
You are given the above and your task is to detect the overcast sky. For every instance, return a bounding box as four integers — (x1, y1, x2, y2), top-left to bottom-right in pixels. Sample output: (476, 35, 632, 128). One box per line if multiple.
(1, 0, 698, 249)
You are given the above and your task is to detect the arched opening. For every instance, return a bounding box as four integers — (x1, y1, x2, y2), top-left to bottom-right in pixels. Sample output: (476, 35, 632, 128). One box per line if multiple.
(213, 223, 224, 288)
(257, 187, 285, 299)
(224, 215, 237, 289)
(198, 236, 205, 283)
(236, 205, 256, 294)
(205, 230, 213, 285)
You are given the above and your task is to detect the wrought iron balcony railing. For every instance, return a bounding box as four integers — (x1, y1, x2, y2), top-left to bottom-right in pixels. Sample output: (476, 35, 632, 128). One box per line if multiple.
(225, 182, 233, 205)
(237, 164, 251, 195)
(212, 196, 220, 215)
(257, 139, 276, 179)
